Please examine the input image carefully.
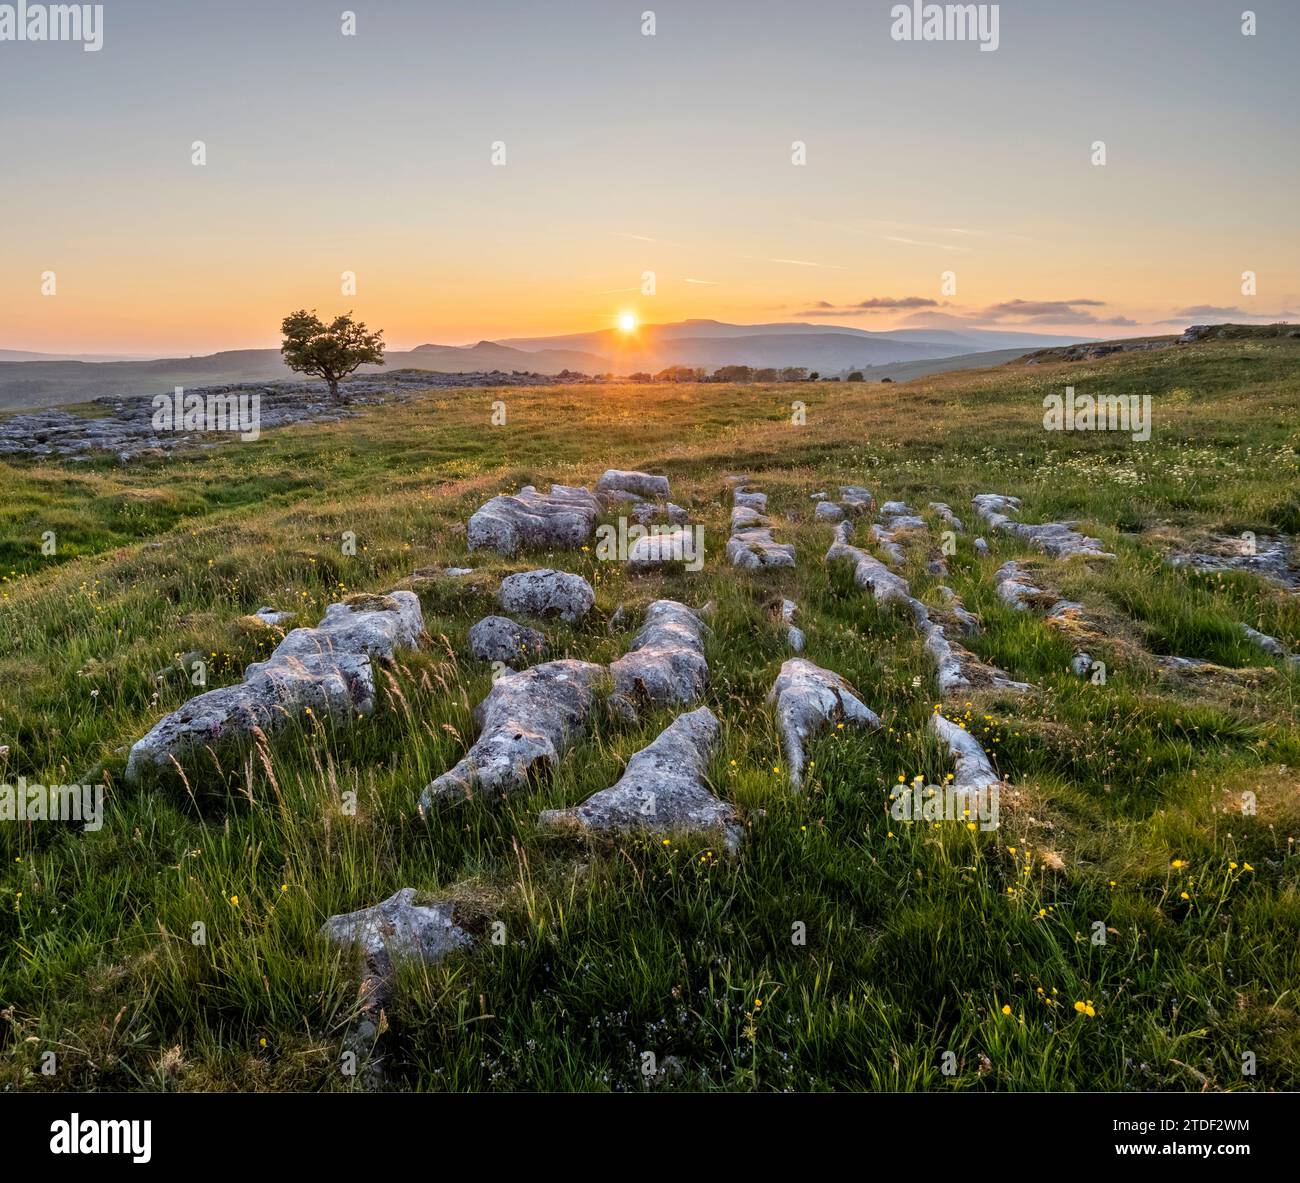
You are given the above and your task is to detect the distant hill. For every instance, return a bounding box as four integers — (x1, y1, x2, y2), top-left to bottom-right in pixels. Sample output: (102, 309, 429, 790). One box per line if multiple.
(0, 319, 1095, 410)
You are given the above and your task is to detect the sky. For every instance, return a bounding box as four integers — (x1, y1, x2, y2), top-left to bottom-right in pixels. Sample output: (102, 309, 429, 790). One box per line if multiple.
(1, 0, 1297, 354)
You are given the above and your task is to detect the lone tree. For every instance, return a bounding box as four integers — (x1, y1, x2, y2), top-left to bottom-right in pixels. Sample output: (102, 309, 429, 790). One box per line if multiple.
(280, 310, 385, 401)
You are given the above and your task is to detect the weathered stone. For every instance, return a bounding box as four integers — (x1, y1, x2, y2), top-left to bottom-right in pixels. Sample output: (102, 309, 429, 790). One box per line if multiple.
(727, 528, 796, 569)
(929, 502, 964, 532)
(781, 599, 805, 652)
(419, 659, 603, 811)
(930, 712, 1001, 791)
(321, 887, 472, 977)
(468, 615, 545, 664)
(972, 493, 1114, 560)
(609, 600, 708, 719)
(597, 469, 670, 500)
(733, 487, 768, 512)
(839, 486, 873, 514)
(498, 568, 595, 622)
(253, 607, 293, 627)
(731, 505, 770, 531)
(925, 620, 1029, 694)
(992, 561, 1052, 611)
(870, 522, 908, 568)
(627, 527, 703, 569)
(125, 592, 424, 782)
(937, 586, 980, 636)
(468, 484, 602, 556)
(814, 501, 845, 523)
(1167, 534, 1299, 590)
(630, 500, 689, 526)
(538, 707, 741, 850)
(826, 521, 913, 607)
(767, 658, 881, 789)
(1239, 623, 1298, 667)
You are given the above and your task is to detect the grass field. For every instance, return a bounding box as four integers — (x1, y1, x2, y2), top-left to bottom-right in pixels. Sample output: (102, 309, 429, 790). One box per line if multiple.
(2, 335, 1298, 1091)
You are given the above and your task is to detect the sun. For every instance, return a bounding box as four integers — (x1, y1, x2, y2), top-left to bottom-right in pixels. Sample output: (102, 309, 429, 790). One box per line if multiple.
(617, 311, 638, 333)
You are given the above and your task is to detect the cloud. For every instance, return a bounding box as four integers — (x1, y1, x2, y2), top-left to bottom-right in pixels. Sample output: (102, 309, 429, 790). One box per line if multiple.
(796, 296, 941, 317)
(684, 277, 718, 285)
(769, 257, 848, 270)
(883, 235, 974, 253)
(983, 299, 1105, 319)
(1151, 306, 1297, 324)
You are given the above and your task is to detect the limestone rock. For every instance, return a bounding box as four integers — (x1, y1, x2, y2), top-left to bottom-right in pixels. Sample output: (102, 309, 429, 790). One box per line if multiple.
(597, 469, 671, 500)
(419, 659, 604, 811)
(610, 600, 709, 719)
(126, 591, 424, 782)
(767, 658, 881, 789)
(468, 615, 545, 665)
(972, 493, 1114, 560)
(538, 707, 740, 850)
(468, 484, 602, 556)
(727, 528, 796, 569)
(930, 712, 1002, 791)
(498, 568, 594, 622)
(321, 887, 472, 977)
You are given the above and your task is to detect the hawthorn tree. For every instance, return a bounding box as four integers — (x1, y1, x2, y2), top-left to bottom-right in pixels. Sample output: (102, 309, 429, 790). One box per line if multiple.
(280, 310, 385, 401)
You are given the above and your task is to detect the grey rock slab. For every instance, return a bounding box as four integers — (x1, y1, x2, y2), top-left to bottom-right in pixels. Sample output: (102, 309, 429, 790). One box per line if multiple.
(610, 600, 709, 718)
(814, 501, 846, 523)
(468, 484, 603, 556)
(731, 505, 770, 532)
(929, 502, 964, 532)
(972, 493, 1114, 560)
(839, 486, 874, 514)
(597, 469, 671, 500)
(930, 712, 1002, 791)
(826, 521, 914, 608)
(498, 568, 595, 622)
(781, 599, 806, 653)
(419, 659, 604, 811)
(767, 658, 881, 789)
(125, 591, 424, 782)
(468, 615, 545, 665)
(538, 707, 740, 850)
(727, 528, 796, 569)
(627, 527, 703, 569)
(630, 500, 689, 526)
(1167, 533, 1299, 590)
(321, 887, 472, 977)
(732, 487, 768, 512)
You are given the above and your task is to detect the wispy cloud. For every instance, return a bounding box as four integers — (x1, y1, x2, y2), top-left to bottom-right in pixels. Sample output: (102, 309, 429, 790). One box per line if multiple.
(796, 296, 940, 316)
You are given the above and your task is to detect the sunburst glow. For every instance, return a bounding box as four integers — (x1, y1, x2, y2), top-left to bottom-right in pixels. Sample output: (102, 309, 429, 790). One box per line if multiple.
(617, 311, 638, 333)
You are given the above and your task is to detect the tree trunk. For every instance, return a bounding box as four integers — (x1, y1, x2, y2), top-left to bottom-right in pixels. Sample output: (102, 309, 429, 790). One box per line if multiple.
(327, 376, 344, 402)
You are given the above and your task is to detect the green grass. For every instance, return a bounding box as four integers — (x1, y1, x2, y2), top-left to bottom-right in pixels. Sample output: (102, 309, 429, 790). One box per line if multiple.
(1, 337, 1298, 1090)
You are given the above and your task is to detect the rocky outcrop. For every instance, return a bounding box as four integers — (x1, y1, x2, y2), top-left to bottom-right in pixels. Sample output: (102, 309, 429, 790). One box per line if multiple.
(498, 568, 595, 622)
(1167, 534, 1299, 591)
(727, 485, 795, 569)
(468, 484, 603, 556)
(767, 659, 881, 789)
(125, 591, 425, 782)
(929, 502, 964, 532)
(419, 659, 603, 811)
(597, 469, 670, 501)
(322, 888, 473, 979)
(972, 493, 1114, 560)
(781, 599, 806, 652)
(1240, 623, 1300, 668)
(468, 615, 545, 665)
(609, 600, 709, 720)
(930, 712, 1002, 791)
(538, 707, 741, 850)
(826, 521, 916, 610)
